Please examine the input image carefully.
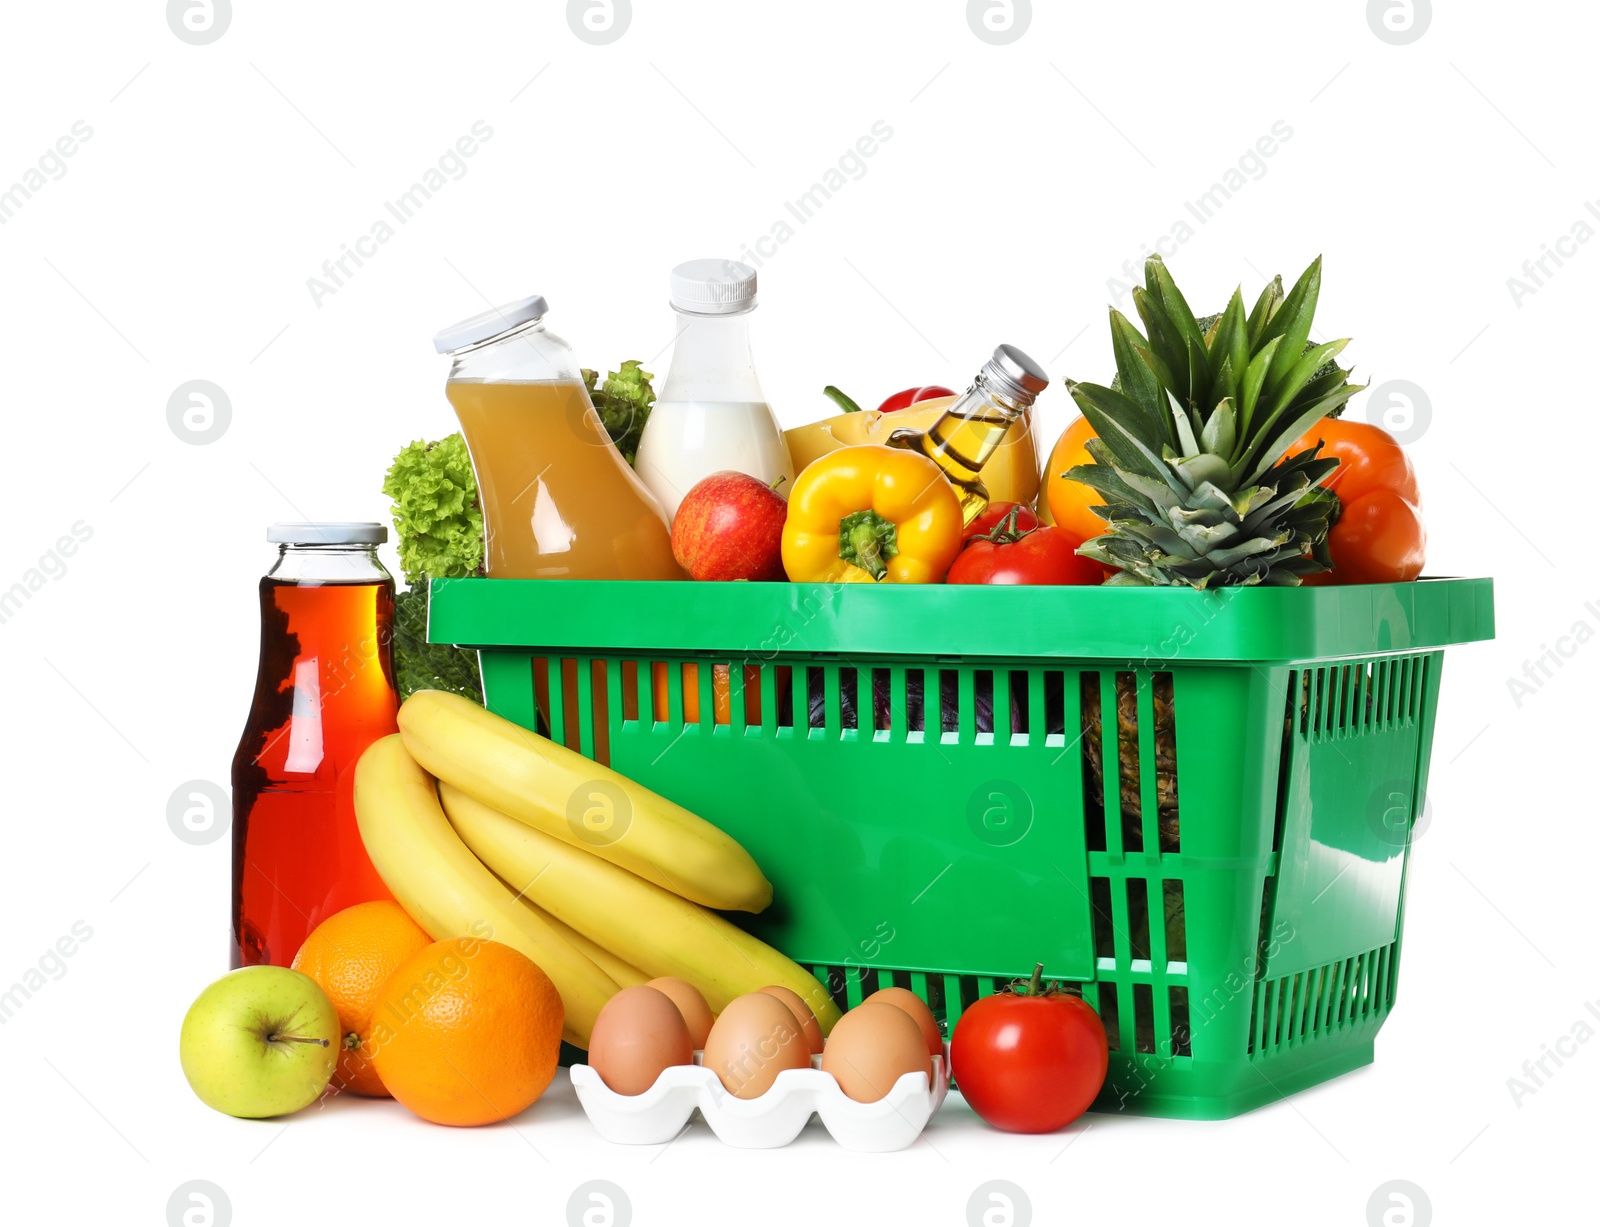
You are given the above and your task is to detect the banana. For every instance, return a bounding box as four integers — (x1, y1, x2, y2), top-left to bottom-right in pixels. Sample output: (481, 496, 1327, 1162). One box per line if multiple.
(398, 689, 772, 913)
(522, 902, 650, 989)
(353, 734, 618, 1047)
(441, 783, 842, 1033)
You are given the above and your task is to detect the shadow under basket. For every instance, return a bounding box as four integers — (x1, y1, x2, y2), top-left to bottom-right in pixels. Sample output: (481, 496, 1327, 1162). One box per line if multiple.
(429, 576, 1493, 1120)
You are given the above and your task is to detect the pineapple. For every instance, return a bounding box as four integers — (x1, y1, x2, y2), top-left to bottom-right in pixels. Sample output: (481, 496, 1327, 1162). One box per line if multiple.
(1072, 256, 1363, 862)
(1065, 254, 1363, 588)
(1082, 672, 1179, 851)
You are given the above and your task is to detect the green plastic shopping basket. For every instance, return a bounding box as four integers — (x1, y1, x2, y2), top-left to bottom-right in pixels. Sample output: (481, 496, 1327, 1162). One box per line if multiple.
(428, 576, 1493, 1119)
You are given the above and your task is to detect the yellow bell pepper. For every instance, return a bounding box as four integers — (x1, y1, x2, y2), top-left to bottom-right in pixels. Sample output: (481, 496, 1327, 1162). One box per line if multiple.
(781, 445, 964, 583)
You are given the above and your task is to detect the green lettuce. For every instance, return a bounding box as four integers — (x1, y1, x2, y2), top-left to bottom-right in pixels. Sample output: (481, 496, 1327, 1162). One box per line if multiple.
(382, 434, 484, 701)
(582, 360, 655, 466)
(381, 434, 483, 586)
(390, 587, 482, 703)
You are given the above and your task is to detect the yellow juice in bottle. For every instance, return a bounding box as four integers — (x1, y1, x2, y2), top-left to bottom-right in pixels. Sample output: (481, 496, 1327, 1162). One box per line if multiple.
(447, 378, 683, 580)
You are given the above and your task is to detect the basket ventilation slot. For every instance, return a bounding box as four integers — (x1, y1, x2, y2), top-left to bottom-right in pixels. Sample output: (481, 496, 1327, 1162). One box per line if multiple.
(1299, 656, 1428, 741)
(1248, 941, 1399, 1058)
(1079, 670, 1181, 856)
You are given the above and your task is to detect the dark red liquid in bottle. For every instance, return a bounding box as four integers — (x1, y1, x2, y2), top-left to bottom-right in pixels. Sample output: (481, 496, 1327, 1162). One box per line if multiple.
(231, 578, 399, 967)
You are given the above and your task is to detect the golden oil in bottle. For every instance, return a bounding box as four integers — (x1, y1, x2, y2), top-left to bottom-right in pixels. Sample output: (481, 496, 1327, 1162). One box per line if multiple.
(887, 345, 1049, 525)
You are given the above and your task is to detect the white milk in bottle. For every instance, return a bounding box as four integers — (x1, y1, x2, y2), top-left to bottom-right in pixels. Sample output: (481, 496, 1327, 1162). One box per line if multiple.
(635, 260, 794, 525)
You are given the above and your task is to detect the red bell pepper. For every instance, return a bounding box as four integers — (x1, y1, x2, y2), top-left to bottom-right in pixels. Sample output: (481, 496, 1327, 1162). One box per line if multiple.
(877, 384, 955, 413)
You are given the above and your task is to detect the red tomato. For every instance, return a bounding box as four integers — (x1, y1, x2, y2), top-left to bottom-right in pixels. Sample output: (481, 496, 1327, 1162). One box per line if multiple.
(950, 972, 1109, 1133)
(964, 502, 1040, 541)
(1303, 487, 1427, 585)
(1290, 417, 1426, 586)
(1293, 417, 1419, 505)
(949, 519, 1102, 586)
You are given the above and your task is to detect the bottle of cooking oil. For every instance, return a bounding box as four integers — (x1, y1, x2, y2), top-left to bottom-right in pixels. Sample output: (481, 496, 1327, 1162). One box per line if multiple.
(886, 344, 1049, 525)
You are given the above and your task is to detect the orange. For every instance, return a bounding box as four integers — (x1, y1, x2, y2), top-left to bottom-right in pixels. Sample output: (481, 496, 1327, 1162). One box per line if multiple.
(1042, 414, 1106, 546)
(369, 937, 563, 1126)
(291, 900, 432, 1097)
(652, 662, 761, 726)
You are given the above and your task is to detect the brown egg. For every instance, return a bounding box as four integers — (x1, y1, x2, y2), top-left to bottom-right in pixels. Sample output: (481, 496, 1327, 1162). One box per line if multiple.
(701, 992, 812, 1099)
(587, 986, 694, 1096)
(864, 986, 944, 1057)
(757, 984, 824, 1054)
(645, 977, 715, 1048)
(821, 1003, 933, 1103)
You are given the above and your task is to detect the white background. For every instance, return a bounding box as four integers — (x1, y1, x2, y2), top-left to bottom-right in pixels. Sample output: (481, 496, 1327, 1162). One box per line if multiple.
(1, 1, 1591, 1224)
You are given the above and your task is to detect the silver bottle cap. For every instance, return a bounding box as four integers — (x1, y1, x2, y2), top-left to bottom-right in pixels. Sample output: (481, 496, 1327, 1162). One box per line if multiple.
(982, 344, 1050, 402)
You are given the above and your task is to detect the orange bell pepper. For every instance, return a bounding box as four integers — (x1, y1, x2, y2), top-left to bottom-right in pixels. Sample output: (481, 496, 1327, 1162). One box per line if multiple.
(1041, 415, 1102, 545)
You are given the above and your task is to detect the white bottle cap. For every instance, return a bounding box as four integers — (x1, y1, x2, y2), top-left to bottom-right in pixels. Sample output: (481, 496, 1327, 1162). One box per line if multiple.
(433, 293, 549, 354)
(267, 522, 387, 544)
(670, 259, 757, 315)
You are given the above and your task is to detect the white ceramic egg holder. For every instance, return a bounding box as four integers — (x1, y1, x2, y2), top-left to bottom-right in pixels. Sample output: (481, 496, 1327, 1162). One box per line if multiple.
(570, 1048, 949, 1151)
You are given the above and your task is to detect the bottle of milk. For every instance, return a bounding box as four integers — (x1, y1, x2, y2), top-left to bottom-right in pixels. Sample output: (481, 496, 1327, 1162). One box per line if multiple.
(634, 259, 794, 525)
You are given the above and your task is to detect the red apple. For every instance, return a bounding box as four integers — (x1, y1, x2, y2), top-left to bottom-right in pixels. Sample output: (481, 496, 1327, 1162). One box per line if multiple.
(671, 471, 788, 582)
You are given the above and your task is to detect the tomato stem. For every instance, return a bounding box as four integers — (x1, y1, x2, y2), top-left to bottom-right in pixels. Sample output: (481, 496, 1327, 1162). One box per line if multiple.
(969, 503, 1035, 548)
(1003, 962, 1067, 997)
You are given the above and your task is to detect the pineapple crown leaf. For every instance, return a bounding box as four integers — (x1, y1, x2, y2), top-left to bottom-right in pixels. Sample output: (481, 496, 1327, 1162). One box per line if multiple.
(1109, 310, 1172, 434)
(1237, 335, 1281, 435)
(1199, 398, 1237, 457)
(1067, 381, 1170, 478)
(1240, 378, 1369, 484)
(1131, 288, 1195, 413)
(1245, 275, 1285, 343)
(1172, 451, 1233, 493)
(1144, 255, 1209, 355)
(1256, 256, 1323, 392)
(1260, 337, 1351, 427)
(1067, 452, 1186, 514)
(1211, 290, 1251, 394)
(1170, 395, 1202, 458)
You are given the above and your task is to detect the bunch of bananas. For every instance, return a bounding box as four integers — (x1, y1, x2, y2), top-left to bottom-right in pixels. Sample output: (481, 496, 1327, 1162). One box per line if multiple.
(355, 690, 841, 1048)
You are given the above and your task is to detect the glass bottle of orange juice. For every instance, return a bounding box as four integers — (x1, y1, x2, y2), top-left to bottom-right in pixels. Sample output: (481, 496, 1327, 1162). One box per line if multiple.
(434, 295, 683, 579)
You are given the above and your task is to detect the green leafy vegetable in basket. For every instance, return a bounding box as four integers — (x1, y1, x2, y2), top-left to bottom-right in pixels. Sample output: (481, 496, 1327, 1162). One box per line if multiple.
(384, 434, 484, 582)
(389, 587, 484, 702)
(582, 360, 656, 467)
(382, 434, 485, 703)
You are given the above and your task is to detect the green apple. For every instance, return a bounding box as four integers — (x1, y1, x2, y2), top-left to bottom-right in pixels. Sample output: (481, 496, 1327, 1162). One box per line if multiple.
(179, 966, 339, 1118)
